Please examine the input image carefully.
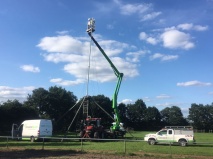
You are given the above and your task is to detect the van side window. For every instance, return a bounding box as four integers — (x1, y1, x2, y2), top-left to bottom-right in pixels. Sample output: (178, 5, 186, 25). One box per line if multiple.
(168, 130, 173, 134)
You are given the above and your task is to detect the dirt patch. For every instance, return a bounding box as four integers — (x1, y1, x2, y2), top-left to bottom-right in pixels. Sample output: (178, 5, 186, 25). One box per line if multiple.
(0, 150, 155, 159)
(0, 149, 151, 159)
(1, 149, 213, 159)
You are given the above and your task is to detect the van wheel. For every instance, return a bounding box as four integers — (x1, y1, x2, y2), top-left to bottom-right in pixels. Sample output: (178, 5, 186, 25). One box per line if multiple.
(179, 139, 187, 146)
(148, 139, 156, 145)
(30, 136, 35, 142)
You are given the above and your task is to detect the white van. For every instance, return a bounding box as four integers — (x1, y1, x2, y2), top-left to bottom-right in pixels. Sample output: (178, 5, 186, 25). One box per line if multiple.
(12, 119, 52, 142)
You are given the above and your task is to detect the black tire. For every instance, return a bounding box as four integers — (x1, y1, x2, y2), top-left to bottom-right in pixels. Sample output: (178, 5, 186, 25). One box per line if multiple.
(179, 139, 187, 147)
(148, 139, 156, 145)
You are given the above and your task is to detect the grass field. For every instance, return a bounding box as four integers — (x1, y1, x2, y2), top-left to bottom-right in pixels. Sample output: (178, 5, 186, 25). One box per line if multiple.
(1, 131, 213, 158)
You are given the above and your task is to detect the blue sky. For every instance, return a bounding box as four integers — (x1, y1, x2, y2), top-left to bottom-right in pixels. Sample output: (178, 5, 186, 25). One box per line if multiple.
(0, 0, 212, 116)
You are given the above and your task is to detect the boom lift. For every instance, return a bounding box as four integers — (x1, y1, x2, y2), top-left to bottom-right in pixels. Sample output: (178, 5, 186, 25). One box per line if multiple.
(87, 18, 124, 135)
(65, 18, 125, 138)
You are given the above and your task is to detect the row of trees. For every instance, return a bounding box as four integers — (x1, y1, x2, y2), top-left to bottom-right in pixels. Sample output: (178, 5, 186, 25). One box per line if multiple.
(0, 86, 212, 134)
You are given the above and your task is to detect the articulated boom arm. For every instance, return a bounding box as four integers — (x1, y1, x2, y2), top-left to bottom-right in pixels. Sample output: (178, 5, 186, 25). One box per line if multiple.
(88, 32, 123, 130)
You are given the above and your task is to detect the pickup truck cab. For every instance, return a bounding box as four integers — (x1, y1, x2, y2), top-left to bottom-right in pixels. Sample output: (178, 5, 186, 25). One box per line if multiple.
(144, 126, 195, 146)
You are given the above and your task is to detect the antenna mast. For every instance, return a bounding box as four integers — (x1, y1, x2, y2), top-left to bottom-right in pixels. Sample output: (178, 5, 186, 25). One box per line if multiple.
(83, 18, 96, 118)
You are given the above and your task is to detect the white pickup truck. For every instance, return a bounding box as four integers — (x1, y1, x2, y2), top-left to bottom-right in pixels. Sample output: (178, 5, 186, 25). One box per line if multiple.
(144, 126, 195, 146)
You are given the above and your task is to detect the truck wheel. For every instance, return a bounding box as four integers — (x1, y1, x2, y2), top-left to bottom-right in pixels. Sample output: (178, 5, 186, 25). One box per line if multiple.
(179, 140, 187, 146)
(30, 136, 35, 142)
(148, 139, 156, 145)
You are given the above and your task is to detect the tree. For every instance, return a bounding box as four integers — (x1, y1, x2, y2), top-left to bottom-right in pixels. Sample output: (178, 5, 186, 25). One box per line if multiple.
(118, 103, 128, 125)
(145, 106, 162, 130)
(0, 100, 38, 133)
(47, 86, 78, 131)
(188, 103, 213, 130)
(24, 86, 78, 132)
(88, 95, 113, 126)
(24, 88, 49, 118)
(161, 106, 188, 126)
(126, 99, 147, 130)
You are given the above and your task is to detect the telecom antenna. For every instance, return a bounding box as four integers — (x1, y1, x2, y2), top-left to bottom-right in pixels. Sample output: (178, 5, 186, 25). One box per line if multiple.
(86, 18, 95, 33)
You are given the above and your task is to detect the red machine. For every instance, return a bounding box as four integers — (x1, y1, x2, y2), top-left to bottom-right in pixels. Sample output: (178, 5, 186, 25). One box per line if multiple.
(79, 117, 105, 138)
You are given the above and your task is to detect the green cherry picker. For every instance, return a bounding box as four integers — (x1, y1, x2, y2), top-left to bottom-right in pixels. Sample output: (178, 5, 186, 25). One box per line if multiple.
(87, 18, 125, 137)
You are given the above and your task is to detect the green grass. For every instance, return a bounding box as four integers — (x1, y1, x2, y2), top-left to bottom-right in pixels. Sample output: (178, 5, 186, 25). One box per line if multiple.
(1, 131, 213, 158)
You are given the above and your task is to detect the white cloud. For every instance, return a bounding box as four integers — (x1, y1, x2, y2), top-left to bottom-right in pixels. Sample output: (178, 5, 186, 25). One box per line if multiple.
(37, 34, 140, 85)
(177, 80, 212, 87)
(0, 86, 35, 102)
(161, 55, 178, 61)
(156, 94, 171, 99)
(193, 25, 209, 31)
(20, 65, 40, 73)
(114, 0, 161, 21)
(177, 23, 208, 31)
(42, 53, 87, 63)
(146, 37, 158, 45)
(141, 12, 162, 21)
(150, 53, 179, 61)
(37, 35, 84, 53)
(139, 32, 147, 40)
(139, 32, 158, 45)
(99, 39, 129, 56)
(150, 53, 163, 60)
(139, 23, 208, 50)
(119, 3, 150, 15)
(56, 30, 70, 35)
(177, 23, 193, 30)
(120, 98, 134, 104)
(50, 78, 85, 86)
(126, 50, 147, 62)
(160, 29, 194, 50)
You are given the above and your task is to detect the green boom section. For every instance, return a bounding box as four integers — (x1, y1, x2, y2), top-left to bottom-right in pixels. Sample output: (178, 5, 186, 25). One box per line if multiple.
(88, 32, 123, 131)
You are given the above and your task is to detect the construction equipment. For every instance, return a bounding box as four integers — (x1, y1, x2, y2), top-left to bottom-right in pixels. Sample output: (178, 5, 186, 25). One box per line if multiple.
(80, 18, 126, 138)
(79, 117, 105, 138)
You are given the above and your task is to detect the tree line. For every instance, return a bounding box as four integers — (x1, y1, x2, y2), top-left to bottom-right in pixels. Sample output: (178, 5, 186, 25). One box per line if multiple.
(0, 86, 212, 134)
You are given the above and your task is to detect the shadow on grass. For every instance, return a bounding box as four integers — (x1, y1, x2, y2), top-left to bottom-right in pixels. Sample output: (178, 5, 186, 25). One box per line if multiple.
(0, 149, 85, 159)
(152, 143, 213, 148)
(0, 140, 88, 148)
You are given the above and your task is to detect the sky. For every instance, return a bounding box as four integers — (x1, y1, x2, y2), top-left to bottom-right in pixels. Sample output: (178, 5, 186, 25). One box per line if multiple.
(0, 0, 213, 116)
